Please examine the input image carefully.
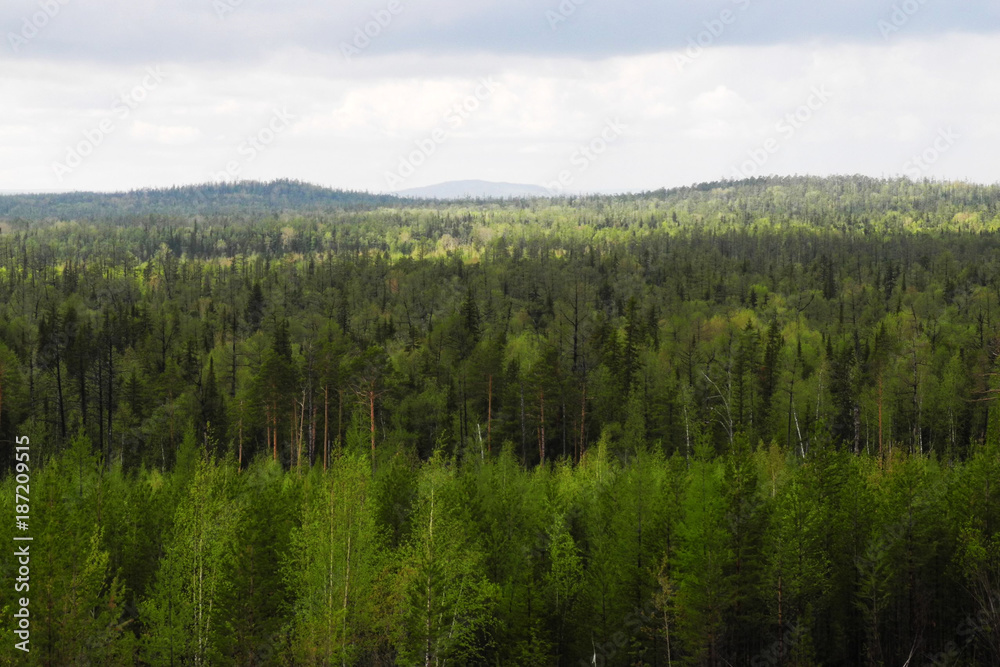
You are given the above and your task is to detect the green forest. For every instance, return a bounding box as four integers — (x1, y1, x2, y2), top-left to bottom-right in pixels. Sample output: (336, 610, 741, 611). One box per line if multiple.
(1, 176, 999, 665)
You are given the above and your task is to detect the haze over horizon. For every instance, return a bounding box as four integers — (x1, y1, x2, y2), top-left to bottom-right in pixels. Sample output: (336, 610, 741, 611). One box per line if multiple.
(3, 1, 999, 194)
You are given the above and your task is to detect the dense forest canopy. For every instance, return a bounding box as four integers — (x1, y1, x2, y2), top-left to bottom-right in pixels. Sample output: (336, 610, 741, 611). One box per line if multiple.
(1, 175, 999, 665)
(0, 180, 403, 221)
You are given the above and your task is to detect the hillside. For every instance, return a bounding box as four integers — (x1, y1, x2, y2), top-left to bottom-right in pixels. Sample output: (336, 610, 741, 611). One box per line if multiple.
(0, 179, 400, 220)
(2, 175, 998, 227)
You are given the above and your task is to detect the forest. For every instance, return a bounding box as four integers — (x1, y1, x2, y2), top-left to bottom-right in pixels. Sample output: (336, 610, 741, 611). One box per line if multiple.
(1, 175, 999, 665)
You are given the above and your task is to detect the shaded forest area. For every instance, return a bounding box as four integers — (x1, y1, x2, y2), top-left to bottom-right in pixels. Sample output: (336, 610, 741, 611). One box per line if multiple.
(1, 176, 999, 664)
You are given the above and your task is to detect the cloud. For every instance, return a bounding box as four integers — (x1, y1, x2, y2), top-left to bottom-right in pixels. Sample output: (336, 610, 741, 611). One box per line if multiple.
(130, 121, 201, 145)
(1, 4, 997, 193)
(2, 0, 999, 65)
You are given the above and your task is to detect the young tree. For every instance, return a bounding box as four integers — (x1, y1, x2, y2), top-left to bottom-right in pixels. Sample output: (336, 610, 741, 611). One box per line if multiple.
(141, 460, 244, 665)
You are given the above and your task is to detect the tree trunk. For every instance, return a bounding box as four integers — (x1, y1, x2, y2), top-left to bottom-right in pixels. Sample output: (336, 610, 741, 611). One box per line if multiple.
(297, 391, 306, 471)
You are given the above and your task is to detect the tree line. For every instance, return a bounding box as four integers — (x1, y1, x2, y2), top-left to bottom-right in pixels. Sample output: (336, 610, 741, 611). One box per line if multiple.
(0, 433, 998, 664)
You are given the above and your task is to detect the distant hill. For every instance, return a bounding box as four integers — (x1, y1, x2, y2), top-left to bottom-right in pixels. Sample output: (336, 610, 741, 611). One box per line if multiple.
(0, 180, 399, 220)
(4, 175, 999, 223)
(396, 180, 550, 200)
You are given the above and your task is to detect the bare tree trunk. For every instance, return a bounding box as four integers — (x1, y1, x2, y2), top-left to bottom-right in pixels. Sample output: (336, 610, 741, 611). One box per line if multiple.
(853, 404, 861, 456)
(297, 390, 306, 471)
(793, 406, 805, 459)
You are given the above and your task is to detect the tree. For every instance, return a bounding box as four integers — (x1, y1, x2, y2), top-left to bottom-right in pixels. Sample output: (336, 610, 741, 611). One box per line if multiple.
(141, 460, 244, 665)
(198, 357, 228, 454)
(0, 342, 26, 468)
(394, 452, 499, 664)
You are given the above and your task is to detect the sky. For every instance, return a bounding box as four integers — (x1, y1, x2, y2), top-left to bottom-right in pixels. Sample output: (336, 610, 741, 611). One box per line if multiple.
(2, 0, 999, 194)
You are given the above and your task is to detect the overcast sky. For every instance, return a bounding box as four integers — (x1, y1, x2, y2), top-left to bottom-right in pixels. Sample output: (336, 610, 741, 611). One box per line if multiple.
(2, 0, 999, 193)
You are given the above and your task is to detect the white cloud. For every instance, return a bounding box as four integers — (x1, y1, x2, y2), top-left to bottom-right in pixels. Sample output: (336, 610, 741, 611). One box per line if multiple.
(0, 33, 997, 192)
(130, 122, 201, 145)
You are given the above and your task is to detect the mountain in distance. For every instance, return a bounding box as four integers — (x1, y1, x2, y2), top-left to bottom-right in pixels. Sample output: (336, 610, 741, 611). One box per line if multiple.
(0, 179, 399, 220)
(396, 180, 551, 200)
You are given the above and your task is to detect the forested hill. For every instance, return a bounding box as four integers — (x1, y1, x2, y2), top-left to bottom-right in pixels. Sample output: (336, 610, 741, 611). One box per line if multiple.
(0, 179, 402, 220)
(3, 175, 1000, 228)
(640, 175, 1000, 222)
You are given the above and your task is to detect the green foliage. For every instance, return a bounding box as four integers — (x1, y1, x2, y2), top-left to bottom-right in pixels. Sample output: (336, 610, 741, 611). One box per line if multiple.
(140, 460, 244, 665)
(285, 454, 383, 664)
(3, 176, 1000, 663)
